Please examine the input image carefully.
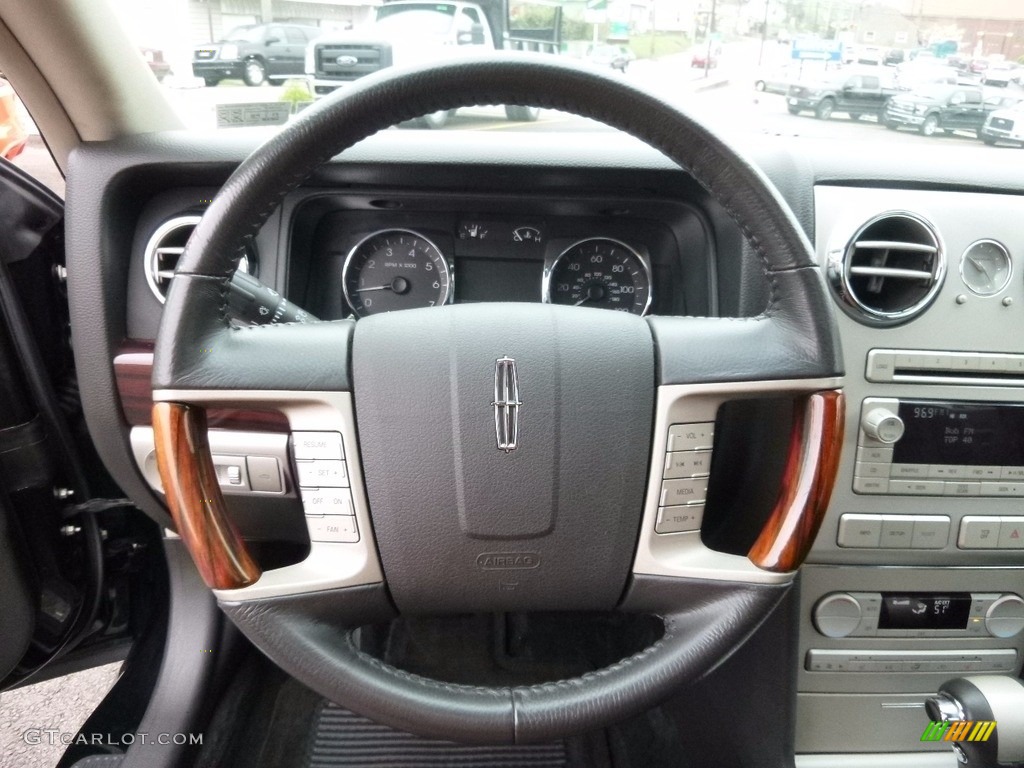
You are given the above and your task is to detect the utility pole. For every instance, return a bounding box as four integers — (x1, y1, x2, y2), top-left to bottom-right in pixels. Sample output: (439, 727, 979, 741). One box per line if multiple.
(705, 0, 717, 78)
(758, 0, 770, 66)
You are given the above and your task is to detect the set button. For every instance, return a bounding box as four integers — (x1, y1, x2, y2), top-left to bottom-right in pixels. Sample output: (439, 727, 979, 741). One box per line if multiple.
(292, 431, 359, 543)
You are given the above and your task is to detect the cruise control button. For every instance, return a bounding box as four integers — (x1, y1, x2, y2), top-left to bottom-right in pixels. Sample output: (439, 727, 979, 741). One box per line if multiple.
(655, 505, 704, 534)
(666, 423, 714, 452)
(660, 477, 709, 506)
(296, 459, 348, 488)
(301, 489, 354, 516)
(293, 431, 344, 461)
(664, 449, 712, 479)
(307, 515, 359, 543)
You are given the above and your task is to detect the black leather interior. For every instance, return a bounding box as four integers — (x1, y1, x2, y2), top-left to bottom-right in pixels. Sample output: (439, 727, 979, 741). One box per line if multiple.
(152, 56, 837, 742)
(220, 577, 787, 744)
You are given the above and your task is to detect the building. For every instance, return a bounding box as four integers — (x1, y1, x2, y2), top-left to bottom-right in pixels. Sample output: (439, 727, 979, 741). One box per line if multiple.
(884, 0, 1024, 59)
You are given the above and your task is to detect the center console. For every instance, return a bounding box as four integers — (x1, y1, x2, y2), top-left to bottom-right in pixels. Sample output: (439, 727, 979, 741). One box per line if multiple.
(800, 187, 1024, 757)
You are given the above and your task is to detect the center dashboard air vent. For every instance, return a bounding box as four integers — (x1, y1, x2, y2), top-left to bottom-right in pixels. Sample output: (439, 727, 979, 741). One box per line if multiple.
(827, 211, 945, 326)
(144, 215, 252, 303)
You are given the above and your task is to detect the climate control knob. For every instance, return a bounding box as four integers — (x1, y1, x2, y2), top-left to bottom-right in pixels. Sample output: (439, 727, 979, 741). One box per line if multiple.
(861, 408, 904, 444)
(985, 594, 1024, 639)
(813, 593, 863, 638)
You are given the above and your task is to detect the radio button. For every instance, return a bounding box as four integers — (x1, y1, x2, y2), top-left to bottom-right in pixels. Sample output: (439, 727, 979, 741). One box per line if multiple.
(861, 407, 905, 444)
(944, 481, 981, 497)
(664, 449, 712, 479)
(890, 480, 944, 495)
(958, 517, 1002, 549)
(857, 445, 894, 464)
(981, 482, 1024, 496)
(997, 518, 1024, 550)
(880, 517, 915, 548)
(930, 465, 964, 479)
(1001, 466, 1024, 480)
(891, 463, 930, 478)
(855, 461, 890, 478)
(837, 514, 883, 548)
(963, 465, 1000, 480)
(911, 516, 951, 549)
(853, 477, 889, 494)
(666, 423, 714, 452)
(659, 477, 709, 507)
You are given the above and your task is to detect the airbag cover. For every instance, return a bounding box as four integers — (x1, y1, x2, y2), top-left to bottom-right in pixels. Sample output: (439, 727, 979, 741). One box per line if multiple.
(353, 303, 653, 613)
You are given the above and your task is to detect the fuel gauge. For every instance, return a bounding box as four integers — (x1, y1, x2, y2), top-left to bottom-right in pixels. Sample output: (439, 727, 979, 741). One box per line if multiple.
(960, 240, 1011, 297)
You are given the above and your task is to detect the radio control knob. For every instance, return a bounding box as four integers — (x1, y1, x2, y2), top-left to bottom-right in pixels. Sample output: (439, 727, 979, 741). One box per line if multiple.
(861, 408, 904, 444)
(814, 593, 863, 638)
(985, 594, 1024, 638)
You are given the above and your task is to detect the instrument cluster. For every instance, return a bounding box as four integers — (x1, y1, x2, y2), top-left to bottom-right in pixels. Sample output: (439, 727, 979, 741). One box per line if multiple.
(338, 221, 656, 318)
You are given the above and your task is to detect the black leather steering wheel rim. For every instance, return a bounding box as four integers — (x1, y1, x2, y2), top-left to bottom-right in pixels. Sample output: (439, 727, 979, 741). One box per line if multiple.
(153, 54, 841, 744)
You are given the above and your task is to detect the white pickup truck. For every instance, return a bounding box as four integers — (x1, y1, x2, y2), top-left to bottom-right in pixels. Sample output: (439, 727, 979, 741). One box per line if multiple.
(305, 0, 562, 127)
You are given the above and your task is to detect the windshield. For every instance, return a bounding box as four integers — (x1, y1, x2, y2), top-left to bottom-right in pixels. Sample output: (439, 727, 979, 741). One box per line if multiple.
(91, 0, 1024, 147)
(221, 25, 264, 43)
(375, 9, 457, 38)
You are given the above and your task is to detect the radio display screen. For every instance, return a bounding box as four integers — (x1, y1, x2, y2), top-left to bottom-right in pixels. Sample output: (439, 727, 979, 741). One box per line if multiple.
(879, 594, 972, 630)
(894, 400, 1024, 467)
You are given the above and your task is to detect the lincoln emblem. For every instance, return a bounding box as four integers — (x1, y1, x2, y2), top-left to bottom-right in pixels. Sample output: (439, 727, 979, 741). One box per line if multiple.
(491, 356, 522, 452)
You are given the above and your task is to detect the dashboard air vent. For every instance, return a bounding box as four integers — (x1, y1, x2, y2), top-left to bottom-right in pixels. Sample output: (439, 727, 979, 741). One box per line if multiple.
(828, 211, 944, 326)
(144, 215, 251, 303)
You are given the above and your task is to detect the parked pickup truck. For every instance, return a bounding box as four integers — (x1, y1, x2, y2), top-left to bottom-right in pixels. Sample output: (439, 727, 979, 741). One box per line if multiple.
(787, 71, 897, 120)
(884, 85, 1021, 136)
(981, 101, 1024, 146)
(305, 0, 562, 127)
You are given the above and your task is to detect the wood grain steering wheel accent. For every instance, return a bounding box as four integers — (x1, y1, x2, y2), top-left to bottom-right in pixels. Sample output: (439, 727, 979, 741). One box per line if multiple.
(152, 402, 261, 589)
(748, 389, 845, 572)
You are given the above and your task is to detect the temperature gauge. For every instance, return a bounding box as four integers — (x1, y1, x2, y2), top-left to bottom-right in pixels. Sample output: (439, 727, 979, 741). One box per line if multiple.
(512, 226, 542, 244)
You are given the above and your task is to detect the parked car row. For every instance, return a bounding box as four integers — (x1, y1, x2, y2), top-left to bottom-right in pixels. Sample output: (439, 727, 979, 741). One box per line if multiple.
(780, 70, 1024, 146)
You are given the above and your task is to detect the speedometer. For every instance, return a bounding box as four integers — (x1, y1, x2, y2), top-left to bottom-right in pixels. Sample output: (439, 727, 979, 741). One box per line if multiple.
(342, 229, 452, 317)
(544, 237, 652, 315)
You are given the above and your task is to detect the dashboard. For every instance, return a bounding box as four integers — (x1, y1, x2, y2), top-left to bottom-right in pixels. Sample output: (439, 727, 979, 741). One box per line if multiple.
(67, 129, 1024, 766)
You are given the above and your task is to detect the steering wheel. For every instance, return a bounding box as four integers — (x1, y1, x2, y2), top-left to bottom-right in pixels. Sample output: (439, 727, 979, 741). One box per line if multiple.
(151, 55, 844, 744)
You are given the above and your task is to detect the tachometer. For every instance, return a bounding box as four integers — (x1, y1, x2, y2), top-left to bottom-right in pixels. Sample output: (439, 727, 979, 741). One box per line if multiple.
(342, 229, 452, 317)
(544, 237, 652, 315)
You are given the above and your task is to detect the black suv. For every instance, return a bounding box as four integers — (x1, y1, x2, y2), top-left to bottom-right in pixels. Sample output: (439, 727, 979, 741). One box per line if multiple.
(192, 23, 321, 86)
(884, 85, 1021, 136)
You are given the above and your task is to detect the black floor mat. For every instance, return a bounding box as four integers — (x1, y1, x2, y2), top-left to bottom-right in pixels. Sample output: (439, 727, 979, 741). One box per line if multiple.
(306, 702, 569, 768)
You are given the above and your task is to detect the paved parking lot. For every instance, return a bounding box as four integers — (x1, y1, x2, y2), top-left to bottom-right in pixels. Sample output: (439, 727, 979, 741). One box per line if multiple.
(0, 663, 121, 768)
